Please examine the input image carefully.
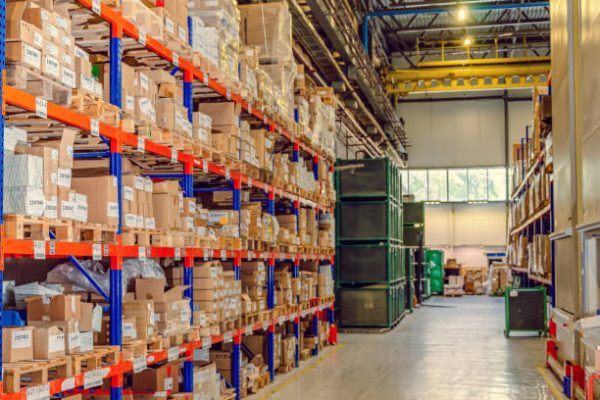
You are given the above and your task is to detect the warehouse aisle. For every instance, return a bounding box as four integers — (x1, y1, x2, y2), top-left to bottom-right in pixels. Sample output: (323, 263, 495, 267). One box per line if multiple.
(254, 296, 553, 400)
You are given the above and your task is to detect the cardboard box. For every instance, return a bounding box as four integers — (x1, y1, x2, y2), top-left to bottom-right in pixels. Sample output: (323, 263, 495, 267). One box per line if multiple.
(33, 325, 65, 359)
(3, 326, 34, 362)
(30, 320, 80, 354)
(71, 175, 118, 225)
(132, 360, 183, 392)
(123, 300, 155, 340)
(198, 102, 240, 127)
(26, 294, 81, 322)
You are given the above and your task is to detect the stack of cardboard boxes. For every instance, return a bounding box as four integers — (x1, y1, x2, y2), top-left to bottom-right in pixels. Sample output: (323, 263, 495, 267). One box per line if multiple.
(240, 261, 267, 315)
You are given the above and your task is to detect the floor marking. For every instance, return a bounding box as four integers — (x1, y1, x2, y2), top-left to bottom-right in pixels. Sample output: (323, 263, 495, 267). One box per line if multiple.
(537, 366, 566, 399)
(257, 344, 346, 400)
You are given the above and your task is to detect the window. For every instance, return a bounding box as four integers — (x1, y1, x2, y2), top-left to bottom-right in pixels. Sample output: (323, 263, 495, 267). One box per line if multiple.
(428, 169, 448, 202)
(468, 169, 488, 201)
(409, 170, 427, 202)
(488, 168, 507, 201)
(404, 166, 507, 203)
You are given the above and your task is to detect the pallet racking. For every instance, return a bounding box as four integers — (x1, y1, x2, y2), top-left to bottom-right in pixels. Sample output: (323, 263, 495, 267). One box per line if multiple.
(0, 1, 337, 399)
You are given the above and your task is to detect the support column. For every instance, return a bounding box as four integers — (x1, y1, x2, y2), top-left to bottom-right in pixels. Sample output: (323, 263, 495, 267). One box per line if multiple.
(182, 158, 194, 393)
(232, 332, 241, 400)
(0, 0, 6, 387)
(312, 154, 319, 181)
(312, 311, 319, 356)
(184, 69, 193, 122)
(268, 321, 275, 382)
(293, 316, 300, 368)
(109, 20, 123, 400)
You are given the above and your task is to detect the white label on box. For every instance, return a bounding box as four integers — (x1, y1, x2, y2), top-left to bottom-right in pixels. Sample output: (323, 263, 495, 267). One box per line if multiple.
(186, 216, 194, 230)
(56, 15, 68, 31)
(509, 290, 518, 297)
(138, 246, 147, 260)
(177, 26, 186, 42)
(90, 118, 100, 137)
(134, 176, 145, 191)
(138, 29, 147, 46)
(60, 201, 75, 220)
(164, 377, 173, 391)
(92, 0, 101, 14)
(174, 247, 181, 260)
(12, 330, 32, 349)
(202, 337, 212, 349)
(81, 75, 94, 93)
(45, 201, 57, 219)
(57, 168, 72, 188)
(137, 215, 144, 228)
(62, 53, 72, 68)
(171, 149, 178, 163)
(92, 243, 102, 260)
(35, 97, 47, 118)
(145, 218, 156, 230)
(137, 136, 145, 152)
(244, 325, 253, 336)
(168, 347, 179, 362)
(126, 96, 135, 112)
(124, 186, 134, 201)
(107, 202, 119, 218)
(45, 43, 58, 58)
(48, 24, 58, 39)
(68, 332, 80, 348)
(49, 334, 65, 353)
(34, 241, 46, 260)
(188, 202, 195, 214)
(223, 332, 233, 343)
(140, 73, 149, 91)
(165, 17, 174, 34)
(133, 356, 147, 373)
(125, 214, 137, 228)
(61, 67, 76, 88)
(144, 178, 153, 192)
(123, 321, 136, 338)
(33, 32, 44, 48)
(26, 383, 50, 400)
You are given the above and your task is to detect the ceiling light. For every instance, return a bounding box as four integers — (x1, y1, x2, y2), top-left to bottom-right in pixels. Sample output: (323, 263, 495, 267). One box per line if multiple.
(464, 37, 473, 46)
(457, 7, 468, 21)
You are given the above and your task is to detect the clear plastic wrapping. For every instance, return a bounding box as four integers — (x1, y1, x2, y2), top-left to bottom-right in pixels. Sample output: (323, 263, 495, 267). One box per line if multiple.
(46, 258, 165, 296)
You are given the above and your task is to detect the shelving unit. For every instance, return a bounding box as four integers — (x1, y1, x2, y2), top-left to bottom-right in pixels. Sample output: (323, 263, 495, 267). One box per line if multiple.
(335, 158, 406, 329)
(0, 1, 337, 400)
(507, 87, 553, 300)
(403, 202, 425, 304)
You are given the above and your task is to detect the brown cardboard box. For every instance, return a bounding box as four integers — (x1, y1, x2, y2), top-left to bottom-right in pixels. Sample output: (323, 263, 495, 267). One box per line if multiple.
(71, 175, 118, 225)
(29, 320, 80, 354)
(33, 325, 65, 359)
(26, 294, 81, 322)
(6, 40, 42, 70)
(198, 102, 241, 126)
(3, 326, 34, 362)
(135, 278, 188, 302)
(153, 193, 180, 230)
(123, 300, 155, 340)
(24, 146, 58, 201)
(132, 360, 183, 392)
(209, 350, 232, 371)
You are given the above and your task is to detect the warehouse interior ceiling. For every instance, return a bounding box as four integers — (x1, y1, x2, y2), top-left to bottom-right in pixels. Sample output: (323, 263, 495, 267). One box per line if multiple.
(362, 0, 551, 97)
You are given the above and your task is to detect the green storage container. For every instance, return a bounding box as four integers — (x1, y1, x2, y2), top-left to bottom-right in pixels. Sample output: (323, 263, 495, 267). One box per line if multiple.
(426, 249, 444, 294)
(338, 283, 405, 328)
(337, 200, 402, 242)
(338, 243, 404, 283)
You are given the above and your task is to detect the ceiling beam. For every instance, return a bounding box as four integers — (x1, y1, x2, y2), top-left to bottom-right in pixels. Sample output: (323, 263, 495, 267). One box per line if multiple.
(386, 19, 549, 36)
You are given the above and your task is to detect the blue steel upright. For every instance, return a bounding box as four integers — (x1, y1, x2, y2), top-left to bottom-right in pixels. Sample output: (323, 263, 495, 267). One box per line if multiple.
(293, 316, 300, 368)
(182, 66, 195, 393)
(0, 0, 6, 383)
(109, 20, 123, 400)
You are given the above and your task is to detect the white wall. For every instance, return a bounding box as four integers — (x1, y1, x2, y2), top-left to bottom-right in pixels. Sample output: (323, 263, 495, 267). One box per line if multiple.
(397, 95, 533, 267)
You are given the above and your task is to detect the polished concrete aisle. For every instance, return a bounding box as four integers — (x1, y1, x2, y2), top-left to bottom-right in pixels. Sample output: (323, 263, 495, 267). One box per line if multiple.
(258, 295, 554, 400)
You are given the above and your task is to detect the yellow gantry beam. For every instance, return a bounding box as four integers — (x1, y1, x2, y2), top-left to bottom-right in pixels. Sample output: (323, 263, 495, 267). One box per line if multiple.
(385, 57, 551, 95)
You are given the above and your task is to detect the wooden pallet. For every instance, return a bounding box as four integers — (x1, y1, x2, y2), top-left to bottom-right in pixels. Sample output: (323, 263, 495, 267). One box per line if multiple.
(122, 228, 163, 246)
(122, 340, 148, 361)
(3, 361, 48, 393)
(256, 372, 270, 389)
(4, 215, 73, 241)
(192, 140, 213, 161)
(299, 349, 312, 361)
(277, 361, 294, 374)
(44, 356, 72, 380)
(242, 312, 261, 325)
(146, 336, 164, 352)
(70, 89, 120, 128)
(70, 346, 120, 375)
(6, 63, 71, 107)
(219, 319, 237, 333)
(74, 222, 118, 243)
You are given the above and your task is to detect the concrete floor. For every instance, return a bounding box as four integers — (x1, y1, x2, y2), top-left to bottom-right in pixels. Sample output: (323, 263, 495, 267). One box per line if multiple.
(255, 295, 556, 400)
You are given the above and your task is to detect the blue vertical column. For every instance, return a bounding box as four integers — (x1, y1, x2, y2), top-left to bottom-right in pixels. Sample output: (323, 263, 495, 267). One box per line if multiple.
(312, 311, 319, 356)
(109, 20, 123, 400)
(184, 70, 193, 123)
(268, 321, 275, 382)
(182, 156, 194, 393)
(233, 332, 241, 400)
(312, 153, 319, 181)
(0, 0, 6, 385)
(267, 188, 276, 381)
(293, 200, 299, 237)
(292, 141, 299, 163)
(293, 316, 300, 368)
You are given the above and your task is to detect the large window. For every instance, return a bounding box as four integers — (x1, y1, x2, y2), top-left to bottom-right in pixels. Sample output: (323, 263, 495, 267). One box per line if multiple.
(403, 167, 507, 203)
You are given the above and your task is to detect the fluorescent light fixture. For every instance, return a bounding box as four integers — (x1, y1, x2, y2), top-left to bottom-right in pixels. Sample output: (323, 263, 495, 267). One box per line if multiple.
(457, 7, 468, 21)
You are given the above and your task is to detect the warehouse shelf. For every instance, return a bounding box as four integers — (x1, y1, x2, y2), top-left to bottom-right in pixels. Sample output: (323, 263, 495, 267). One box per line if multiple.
(73, 0, 331, 163)
(510, 152, 545, 201)
(509, 203, 552, 236)
(0, 0, 337, 399)
(2, 300, 333, 400)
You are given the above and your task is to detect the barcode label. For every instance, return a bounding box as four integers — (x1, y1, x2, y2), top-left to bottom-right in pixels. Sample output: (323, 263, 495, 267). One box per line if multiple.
(138, 30, 147, 46)
(171, 149, 178, 163)
(90, 119, 100, 137)
(26, 383, 50, 400)
(223, 332, 232, 343)
(91, 0, 101, 14)
(137, 137, 145, 152)
(35, 97, 48, 118)
(138, 246, 147, 260)
(34, 241, 46, 260)
(168, 347, 179, 362)
(133, 356, 147, 373)
(92, 244, 102, 261)
(172, 53, 179, 67)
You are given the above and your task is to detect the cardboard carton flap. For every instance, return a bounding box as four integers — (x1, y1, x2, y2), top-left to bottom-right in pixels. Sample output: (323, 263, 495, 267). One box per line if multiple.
(135, 278, 166, 300)
(164, 285, 189, 301)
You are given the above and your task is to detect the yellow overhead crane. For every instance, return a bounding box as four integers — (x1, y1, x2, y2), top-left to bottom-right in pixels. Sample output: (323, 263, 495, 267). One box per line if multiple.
(384, 38, 551, 96)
